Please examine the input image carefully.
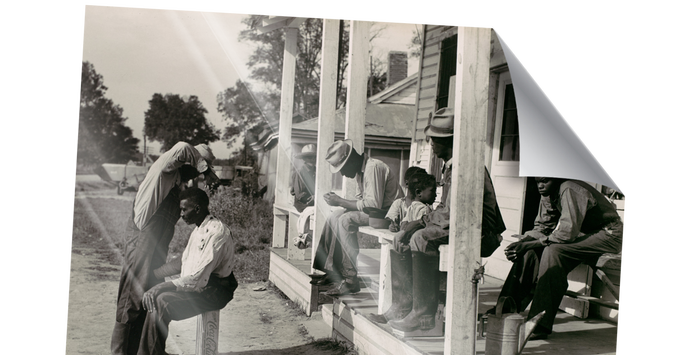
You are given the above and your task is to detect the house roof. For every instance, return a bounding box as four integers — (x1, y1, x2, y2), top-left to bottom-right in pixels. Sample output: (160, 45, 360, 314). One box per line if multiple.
(292, 103, 414, 139)
(250, 69, 419, 151)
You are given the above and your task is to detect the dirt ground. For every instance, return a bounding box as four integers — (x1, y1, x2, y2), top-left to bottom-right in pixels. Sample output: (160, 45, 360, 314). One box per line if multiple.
(66, 178, 347, 355)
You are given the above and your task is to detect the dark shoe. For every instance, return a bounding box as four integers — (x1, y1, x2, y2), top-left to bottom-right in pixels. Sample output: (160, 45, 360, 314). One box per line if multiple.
(323, 280, 360, 296)
(310, 273, 339, 286)
(528, 325, 551, 341)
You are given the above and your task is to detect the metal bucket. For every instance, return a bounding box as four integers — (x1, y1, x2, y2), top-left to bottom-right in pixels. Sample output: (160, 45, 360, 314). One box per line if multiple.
(484, 297, 526, 355)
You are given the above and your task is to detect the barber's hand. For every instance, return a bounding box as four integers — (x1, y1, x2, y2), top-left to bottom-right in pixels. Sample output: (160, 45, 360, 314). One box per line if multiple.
(324, 192, 341, 206)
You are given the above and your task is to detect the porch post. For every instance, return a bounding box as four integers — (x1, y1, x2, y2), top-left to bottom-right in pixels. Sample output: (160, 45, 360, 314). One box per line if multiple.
(342, 20, 370, 198)
(444, 26, 491, 355)
(311, 19, 341, 272)
(272, 27, 298, 248)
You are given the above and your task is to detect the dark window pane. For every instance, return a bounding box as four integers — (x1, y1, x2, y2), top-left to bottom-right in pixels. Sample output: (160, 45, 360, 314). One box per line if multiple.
(498, 84, 520, 161)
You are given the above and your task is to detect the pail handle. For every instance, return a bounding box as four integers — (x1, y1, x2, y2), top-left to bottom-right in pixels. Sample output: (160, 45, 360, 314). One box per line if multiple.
(495, 296, 517, 317)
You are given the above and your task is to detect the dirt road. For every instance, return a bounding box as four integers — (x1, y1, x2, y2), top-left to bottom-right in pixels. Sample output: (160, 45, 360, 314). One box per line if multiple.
(65, 183, 341, 355)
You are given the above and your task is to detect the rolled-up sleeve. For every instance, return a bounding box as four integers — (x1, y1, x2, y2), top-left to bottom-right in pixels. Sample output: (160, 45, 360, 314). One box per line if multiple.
(161, 142, 207, 174)
(356, 162, 387, 211)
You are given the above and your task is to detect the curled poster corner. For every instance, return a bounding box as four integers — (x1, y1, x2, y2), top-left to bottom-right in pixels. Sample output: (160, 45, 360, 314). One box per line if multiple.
(496, 34, 621, 193)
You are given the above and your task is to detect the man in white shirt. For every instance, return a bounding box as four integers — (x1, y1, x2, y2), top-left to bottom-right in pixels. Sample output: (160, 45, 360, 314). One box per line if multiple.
(112, 142, 219, 355)
(137, 187, 238, 355)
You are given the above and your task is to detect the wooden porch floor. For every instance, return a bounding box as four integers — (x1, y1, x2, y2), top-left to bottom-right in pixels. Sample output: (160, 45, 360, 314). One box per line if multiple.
(269, 247, 619, 355)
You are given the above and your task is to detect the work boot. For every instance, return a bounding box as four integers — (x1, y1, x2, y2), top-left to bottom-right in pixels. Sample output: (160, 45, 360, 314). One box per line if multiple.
(388, 252, 440, 332)
(323, 278, 361, 296)
(367, 249, 413, 324)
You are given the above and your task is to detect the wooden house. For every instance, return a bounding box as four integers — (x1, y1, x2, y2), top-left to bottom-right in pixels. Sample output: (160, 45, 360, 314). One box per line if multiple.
(258, 17, 622, 354)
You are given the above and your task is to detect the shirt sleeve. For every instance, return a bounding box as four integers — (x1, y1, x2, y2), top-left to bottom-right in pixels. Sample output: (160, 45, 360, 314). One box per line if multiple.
(172, 225, 228, 292)
(524, 196, 558, 240)
(411, 203, 431, 221)
(161, 142, 208, 174)
(385, 199, 402, 222)
(542, 185, 595, 244)
(356, 161, 387, 211)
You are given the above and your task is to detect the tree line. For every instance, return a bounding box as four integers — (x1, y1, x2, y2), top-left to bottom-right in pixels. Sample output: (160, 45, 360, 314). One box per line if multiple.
(78, 16, 421, 168)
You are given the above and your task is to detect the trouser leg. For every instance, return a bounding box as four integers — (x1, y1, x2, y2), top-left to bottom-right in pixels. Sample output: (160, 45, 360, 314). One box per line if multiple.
(335, 211, 369, 283)
(496, 248, 544, 313)
(367, 249, 413, 323)
(528, 229, 623, 332)
(137, 274, 237, 355)
(390, 229, 442, 331)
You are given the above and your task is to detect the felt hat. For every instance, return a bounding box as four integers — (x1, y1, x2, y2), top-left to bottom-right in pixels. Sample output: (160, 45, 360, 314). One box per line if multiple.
(194, 144, 215, 165)
(295, 143, 317, 160)
(326, 139, 353, 174)
(423, 107, 455, 138)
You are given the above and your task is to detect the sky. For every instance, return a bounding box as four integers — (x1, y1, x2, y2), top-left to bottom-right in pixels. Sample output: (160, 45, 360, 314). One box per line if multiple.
(82, 6, 421, 159)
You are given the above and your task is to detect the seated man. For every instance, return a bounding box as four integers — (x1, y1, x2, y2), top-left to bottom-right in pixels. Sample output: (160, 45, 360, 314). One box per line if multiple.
(490, 177, 623, 340)
(290, 143, 317, 213)
(312, 139, 403, 296)
(386, 108, 506, 332)
(136, 188, 238, 355)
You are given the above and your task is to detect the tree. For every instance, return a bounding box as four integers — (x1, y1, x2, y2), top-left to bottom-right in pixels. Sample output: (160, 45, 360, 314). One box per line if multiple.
(78, 61, 139, 166)
(217, 17, 389, 158)
(407, 28, 423, 59)
(144, 93, 220, 152)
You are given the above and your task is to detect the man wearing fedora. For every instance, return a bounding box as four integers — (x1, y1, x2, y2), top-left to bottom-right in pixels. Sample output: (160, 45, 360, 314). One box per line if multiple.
(111, 141, 220, 355)
(313, 139, 403, 296)
(382, 108, 506, 333)
(290, 143, 317, 213)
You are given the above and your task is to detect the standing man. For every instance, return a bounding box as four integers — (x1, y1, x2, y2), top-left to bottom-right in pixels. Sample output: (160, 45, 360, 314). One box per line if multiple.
(491, 177, 623, 340)
(111, 142, 218, 355)
(386, 108, 506, 332)
(137, 187, 238, 355)
(312, 139, 403, 296)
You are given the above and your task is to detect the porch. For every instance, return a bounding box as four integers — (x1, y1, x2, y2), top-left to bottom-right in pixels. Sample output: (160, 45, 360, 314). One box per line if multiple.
(269, 244, 619, 355)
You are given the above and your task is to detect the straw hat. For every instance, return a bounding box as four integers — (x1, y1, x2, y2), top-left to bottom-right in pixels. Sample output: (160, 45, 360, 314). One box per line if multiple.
(423, 107, 455, 138)
(295, 143, 317, 159)
(194, 144, 215, 164)
(325, 139, 353, 174)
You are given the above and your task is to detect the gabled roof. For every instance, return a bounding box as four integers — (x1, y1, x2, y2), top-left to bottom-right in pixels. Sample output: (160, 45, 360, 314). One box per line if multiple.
(367, 73, 419, 105)
(292, 103, 414, 139)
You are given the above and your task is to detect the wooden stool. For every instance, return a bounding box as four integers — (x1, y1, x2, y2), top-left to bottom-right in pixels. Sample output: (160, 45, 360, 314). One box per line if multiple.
(195, 310, 219, 355)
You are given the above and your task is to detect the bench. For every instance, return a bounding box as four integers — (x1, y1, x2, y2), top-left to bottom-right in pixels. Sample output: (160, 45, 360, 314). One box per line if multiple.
(195, 310, 220, 355)
(565, 253, 621, 312)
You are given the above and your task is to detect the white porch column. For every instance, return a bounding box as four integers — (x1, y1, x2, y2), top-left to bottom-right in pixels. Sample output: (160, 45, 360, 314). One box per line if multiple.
(342, 20, 370, 199)
(272, 27, 298, 248)
(444, 26, 492, 355)
(311, 19, 341, 272)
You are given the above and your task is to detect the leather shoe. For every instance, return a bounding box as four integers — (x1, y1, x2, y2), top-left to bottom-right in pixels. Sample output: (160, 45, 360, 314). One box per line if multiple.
(528, 326, 551, 341)
(323, 280, 360, 296)
(310, 273, 339, 286)
(366, 313, 388, 324)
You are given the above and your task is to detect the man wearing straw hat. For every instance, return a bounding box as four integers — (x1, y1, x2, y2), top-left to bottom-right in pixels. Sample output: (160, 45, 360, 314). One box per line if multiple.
(384, 108, 506, 333)
(313, 139, 403, 296)
(111, 141, 219, 355)
(290, 143, 317, 213)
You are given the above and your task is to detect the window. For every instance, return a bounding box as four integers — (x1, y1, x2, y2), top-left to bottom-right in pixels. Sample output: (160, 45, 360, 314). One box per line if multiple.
(498, 84, 519, 161)
(435, 35, 457, 110)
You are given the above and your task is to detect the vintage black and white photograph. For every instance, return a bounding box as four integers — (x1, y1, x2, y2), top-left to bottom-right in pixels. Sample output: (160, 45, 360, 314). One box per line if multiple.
(66, 5, 628, 355)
